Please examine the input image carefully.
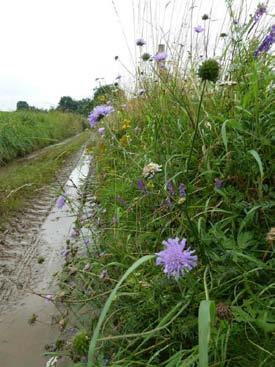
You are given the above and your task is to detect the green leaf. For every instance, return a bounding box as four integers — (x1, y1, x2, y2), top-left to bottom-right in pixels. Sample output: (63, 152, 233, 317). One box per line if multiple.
(221, 121, 228, 152)
(87, 255, 155, 366)
(248, 149, 264, 180)
(199, 300, 215, 367)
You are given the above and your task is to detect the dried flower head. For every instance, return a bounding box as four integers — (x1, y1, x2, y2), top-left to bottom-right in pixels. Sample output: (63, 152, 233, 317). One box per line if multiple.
(142, 162, 162, 179)
(202, 14, 209, 20)
(198, 59, 220, 82)
(156, 238, 197, 279)
(216, 302, 233, 321)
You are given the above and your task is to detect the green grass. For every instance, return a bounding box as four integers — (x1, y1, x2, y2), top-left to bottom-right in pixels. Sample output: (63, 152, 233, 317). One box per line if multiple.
(0, 131, 89, 226)
(54, 2, 274, 366)
(0, 110, 86, 165)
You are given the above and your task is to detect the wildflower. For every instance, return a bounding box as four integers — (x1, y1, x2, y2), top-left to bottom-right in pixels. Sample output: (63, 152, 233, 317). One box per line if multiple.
(115, 195, 127, 207)
(137, 179, 146, 193)
(142, 162, 162, 179)
(88, 105, 114, 127)
(119, 134, 129, 146)
(220, 32, 228, 38)
(202, 14, 209, 20)
(164, 197, 173, 209)
(194, 25, 204, 33)
(136, 38, 146, 46)
(179, 183, 186, 197)
(166, 180, 175, 195)
(214, 177, 224, 189)
(253, 3, 267, 22)
(156, 238, 197, 279)
(141, 52, 151, 61)
(254, 25, 275, 57)
(198, 59, 220, 82)
(153, 51, 167, 62)
(45, 294, 53, 304)
(56, 195, 65, 209)
(100, 269, 109, 279)
(98, 127, 105, 135)
(233, 19, 238, 25)
(216, 302, 233, 321)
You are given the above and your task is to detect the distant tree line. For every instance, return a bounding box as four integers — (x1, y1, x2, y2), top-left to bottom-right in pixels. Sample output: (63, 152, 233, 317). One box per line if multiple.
(16, 83, 125, 116)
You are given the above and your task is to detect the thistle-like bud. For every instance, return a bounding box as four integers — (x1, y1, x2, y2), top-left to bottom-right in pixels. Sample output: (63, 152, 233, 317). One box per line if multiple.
(198, 59, 220, 82)
(216, 302, 233, 321)
(141, 52, 151, 61)
(202, 14, 209, 20)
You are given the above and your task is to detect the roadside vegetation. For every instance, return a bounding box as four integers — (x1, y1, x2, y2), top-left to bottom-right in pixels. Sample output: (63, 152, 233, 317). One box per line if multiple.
(0, 111, 86, 165)
(0, 131, 89, 227)
(49, 1, 274, 366)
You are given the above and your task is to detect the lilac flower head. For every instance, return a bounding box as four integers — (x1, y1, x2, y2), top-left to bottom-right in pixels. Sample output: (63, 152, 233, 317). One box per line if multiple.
(178, 183, 186, 197)
(137, 179, 146, 193)
(56, 195, 65, 209)
(153, 52, 167, 62)
(156, 238, 197, 279)
(100, 269, 109, 280)
(214, 177, 224, 189)
(45, 294, 53, 304)
(254, 25, 275, 57)
(195, 25, 204, 33)
(136, 38, 146, 46)
(166, 181, 175, 195)
(253, 4, 267, 22)
(98, 127, 105, 135)
(88, 105, 114, 127)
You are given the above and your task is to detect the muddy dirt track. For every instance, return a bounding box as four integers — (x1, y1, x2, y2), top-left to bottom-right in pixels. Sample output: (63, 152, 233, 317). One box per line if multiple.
(0, 145, 93, 367)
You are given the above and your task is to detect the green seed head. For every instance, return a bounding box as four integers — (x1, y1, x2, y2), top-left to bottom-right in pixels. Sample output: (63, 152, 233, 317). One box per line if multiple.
(72, 331, 90, 357)
(198, 59, 220, 82)
(141, 52, 151, 61)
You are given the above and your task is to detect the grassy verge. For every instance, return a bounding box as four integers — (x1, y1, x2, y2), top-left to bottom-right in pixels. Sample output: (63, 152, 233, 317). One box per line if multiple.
(0, 111, 86, 165)
(53, 3, 274, 367)
(0, 131, 89, 227)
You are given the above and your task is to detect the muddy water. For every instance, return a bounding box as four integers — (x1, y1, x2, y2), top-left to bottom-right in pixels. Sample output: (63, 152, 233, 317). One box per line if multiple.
(0, 150, 92, 367)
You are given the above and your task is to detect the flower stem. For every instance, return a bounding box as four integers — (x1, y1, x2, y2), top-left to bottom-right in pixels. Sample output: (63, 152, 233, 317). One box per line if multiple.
(186, 80, 207, 175)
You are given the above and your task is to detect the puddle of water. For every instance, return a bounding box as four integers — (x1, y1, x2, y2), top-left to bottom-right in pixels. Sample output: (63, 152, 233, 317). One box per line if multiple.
(0, 151, 92, 367)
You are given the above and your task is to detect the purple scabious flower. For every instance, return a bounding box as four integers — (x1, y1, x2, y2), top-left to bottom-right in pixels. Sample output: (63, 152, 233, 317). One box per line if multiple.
(136, 38, 146, 46)
(153, 51, 167, 62)
(156, 238, 197, 279)
(166, 181, 175, 195)
(195, 25, 204, 33)
(214, 178, 224, 189)
(98, 127, 105, 135)
(254, 25, 275, 57)
(56, 195, 65, 209)
(253, 4, 267, 22)
(178, 183, 186, 197)
(137, 179, 146, 193)
(88, 105, 114, 127)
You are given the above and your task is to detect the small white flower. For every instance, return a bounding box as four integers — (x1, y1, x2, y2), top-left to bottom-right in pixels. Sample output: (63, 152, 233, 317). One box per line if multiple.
(142, 162, 162, 179)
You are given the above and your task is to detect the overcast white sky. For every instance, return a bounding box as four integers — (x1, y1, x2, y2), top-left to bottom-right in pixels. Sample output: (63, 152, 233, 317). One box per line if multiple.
(0, 0, 271, 111)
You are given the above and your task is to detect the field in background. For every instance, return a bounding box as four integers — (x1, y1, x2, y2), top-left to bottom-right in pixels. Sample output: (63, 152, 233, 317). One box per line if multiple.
(0, 111, 86, 165)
